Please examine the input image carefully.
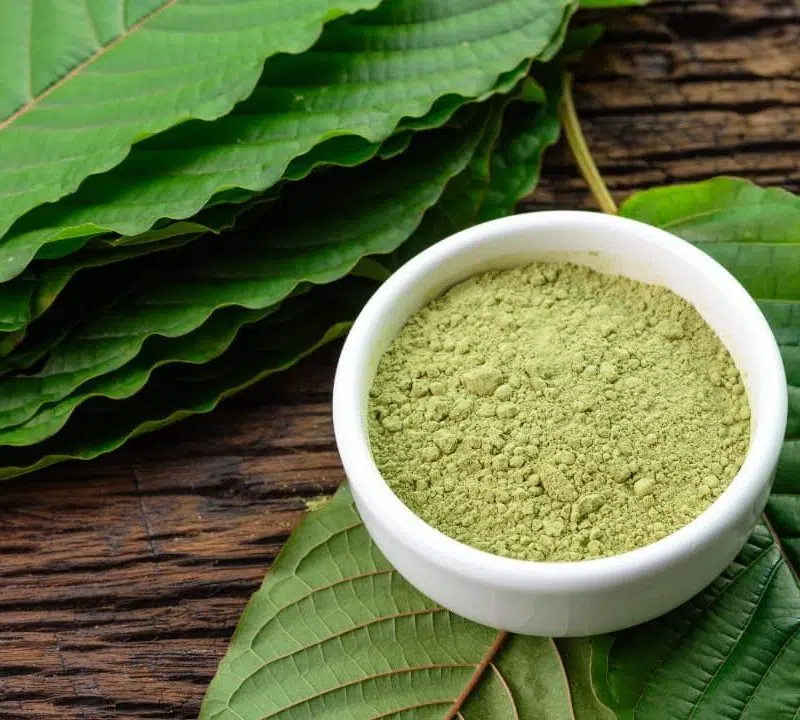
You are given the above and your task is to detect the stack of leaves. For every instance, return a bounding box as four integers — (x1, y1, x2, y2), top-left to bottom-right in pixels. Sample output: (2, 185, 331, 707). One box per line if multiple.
(0, 0, 635, 479)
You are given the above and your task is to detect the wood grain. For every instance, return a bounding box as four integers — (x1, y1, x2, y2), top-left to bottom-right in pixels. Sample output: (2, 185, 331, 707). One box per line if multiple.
(1, 2, 798, 718)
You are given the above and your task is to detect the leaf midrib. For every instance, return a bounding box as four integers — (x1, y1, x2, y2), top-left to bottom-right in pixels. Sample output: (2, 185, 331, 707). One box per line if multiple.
(0, 0, 178, 130)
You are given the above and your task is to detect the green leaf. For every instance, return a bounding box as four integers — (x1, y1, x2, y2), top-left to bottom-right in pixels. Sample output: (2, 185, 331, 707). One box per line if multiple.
(0, 304, 276, 447)
(590, 178, 800, 719)
(555, 638, 616, 720)
(0, 286, 367, 480)
(0, 94, 495, 337)
(593, 524, 799, 719)
(0, 195, 270, 338)
(199, 483, 498, 720)
(390, 69, 563, 266)
(0, 231, 207, 374)
(0, 0, 562, 333)
(198, 484, 602, 720)
(479, 74, 564, 221)
(0, 114, 488, 433)
(0, 0, 383, 244)
(0, 232, 198, 338)
(557, 23, 606, 63)
(620, 177, 800, 246)
(0, 81, 563, 471)
(0, 92, 496, 338)
(620, 178, 800, 393)
(0, 0, 575, 284)
(1, 83, 556, 449)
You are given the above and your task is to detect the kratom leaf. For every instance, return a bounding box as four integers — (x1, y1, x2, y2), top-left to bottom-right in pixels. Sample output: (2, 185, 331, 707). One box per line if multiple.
(0, 233, 207, 373)
(588, 179, 800, 719)
(0, 195, 271, 337)
(0, 88, 548, 447)
(0, 184, 287, 338)
(388, 30, 600, 268)
(390, 70, 563, 266)
(0, 286, 367, 480)
(478, 75, 564, 221)
(0, 58, 544, 340)
(0, 304, 278, 447)
(0, 258, 155, 372)
(0, 96, 491, 337)
(620, 178, 800, 393)
(0, 114, 487, 433)
(0, 0, 383, 243)
(0, 11, 551, 335)
(0, 0, 575, 283)
(0, 233, 198, 337)
(0, 97, 481, 337)
(198, 484, 603, 720)
(592, 522, 800, 719)
(548, 23, 605, 65)
(0, 83, 563, 471)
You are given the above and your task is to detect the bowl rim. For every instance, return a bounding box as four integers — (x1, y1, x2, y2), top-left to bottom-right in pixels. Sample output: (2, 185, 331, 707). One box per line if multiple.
(332, 210, 787, 592)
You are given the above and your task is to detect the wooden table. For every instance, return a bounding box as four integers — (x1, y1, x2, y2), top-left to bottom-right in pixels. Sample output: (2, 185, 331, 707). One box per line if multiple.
(1, 2, 798, 718)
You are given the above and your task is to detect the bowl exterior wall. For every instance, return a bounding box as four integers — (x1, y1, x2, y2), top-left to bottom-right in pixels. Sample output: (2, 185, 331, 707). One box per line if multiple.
(350, 474, 770, 635)
(333, 211, 786, 636)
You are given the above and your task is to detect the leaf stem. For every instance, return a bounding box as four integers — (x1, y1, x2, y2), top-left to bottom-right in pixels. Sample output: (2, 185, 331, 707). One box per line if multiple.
(559, 73, 618, 215)
(444, 630, 509, 719)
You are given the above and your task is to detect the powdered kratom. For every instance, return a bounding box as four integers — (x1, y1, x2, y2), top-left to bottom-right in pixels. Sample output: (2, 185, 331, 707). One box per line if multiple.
(368, 262, 751, 561)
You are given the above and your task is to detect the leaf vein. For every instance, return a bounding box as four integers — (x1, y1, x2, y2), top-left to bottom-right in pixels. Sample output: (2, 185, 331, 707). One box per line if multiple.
(444, 631, 508, 720)
(246, 663, 475, 720)
(658, 200, 799, 233)
(490, 662, 520, 720)
(684, 561, 782, 719)
(369, 698, 453, 719)
(254, 569, 400, 647)
(630, 539, 778, 714)
(739, 625, 799, 718)
(764, 510, 800, 587)
(0, 0, 178, 130)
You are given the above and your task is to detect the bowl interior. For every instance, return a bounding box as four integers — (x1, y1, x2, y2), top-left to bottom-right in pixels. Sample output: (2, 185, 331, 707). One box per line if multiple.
(360, 213, 779, 440)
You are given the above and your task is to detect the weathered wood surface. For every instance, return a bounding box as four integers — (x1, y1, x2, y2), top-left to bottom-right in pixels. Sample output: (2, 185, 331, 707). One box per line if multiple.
(1, 2, 798, 718)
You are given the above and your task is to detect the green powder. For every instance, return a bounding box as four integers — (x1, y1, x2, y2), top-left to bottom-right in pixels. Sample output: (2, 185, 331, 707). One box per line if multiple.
(368, 262, 751, 561)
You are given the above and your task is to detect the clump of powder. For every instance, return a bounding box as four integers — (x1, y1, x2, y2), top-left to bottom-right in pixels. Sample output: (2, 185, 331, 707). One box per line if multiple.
(368, 262, 751, 561)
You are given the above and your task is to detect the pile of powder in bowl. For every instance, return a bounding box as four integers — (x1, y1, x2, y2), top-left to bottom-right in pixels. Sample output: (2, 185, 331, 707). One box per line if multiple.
(367, 262, 751, 561)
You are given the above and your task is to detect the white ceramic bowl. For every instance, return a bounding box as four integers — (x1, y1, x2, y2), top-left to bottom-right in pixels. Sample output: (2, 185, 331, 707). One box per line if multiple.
(332, 211, 787, 636)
